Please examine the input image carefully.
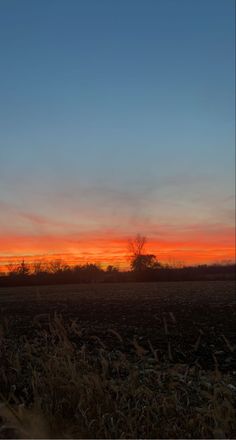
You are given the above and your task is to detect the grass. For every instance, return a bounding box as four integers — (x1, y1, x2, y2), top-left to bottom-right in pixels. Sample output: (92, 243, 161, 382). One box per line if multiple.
(0, 312, 235, 439)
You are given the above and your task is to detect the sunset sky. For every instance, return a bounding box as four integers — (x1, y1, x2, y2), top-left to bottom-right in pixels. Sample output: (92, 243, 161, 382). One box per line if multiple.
(0, 0, 235, 271)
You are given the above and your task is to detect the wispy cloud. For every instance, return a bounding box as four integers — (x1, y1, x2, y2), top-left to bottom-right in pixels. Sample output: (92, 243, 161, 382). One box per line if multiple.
(0, 171, 234, 268)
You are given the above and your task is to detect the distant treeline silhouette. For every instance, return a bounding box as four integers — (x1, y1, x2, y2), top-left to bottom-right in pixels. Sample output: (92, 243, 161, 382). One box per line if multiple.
(0, 259, 235, 287)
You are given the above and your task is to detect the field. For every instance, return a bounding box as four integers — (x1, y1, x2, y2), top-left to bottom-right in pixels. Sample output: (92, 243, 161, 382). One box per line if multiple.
(0, 280, 236, 438)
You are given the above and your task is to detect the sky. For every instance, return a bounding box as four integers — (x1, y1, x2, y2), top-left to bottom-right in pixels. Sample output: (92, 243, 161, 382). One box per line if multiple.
(0, 0, 235, 270)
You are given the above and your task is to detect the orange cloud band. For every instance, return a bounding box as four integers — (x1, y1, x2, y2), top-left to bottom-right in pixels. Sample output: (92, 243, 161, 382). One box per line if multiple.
(0, 226, 235, 273)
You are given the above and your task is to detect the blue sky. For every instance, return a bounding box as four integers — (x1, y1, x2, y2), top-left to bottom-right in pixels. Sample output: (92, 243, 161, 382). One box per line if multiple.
(0, 0, 235, 265)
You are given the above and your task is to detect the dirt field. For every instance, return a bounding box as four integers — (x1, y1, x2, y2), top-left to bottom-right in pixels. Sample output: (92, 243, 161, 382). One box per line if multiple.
(0, 280, 236, 438)
(1, 280, 235, 370)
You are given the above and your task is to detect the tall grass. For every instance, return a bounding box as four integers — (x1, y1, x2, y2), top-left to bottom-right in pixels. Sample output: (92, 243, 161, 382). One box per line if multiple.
(0, 314, 235, 438)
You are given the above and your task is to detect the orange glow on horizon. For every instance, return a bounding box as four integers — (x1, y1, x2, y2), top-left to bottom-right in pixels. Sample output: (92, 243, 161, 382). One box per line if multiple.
(0, 227, 235, 273)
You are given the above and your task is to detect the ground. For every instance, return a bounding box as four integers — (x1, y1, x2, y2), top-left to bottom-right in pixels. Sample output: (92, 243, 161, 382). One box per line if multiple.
(1, 280, 235, 370)
(0, 281, 236, 438)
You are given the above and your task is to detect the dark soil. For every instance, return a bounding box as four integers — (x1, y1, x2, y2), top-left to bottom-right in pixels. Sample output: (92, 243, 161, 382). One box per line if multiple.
(1, 280, 235, 370)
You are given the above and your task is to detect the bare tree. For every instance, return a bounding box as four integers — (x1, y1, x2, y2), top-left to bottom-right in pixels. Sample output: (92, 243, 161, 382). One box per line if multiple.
(18, 260, 30, 276)
(8, 260, 30, 276)
(47, 259, 68, 274)
(127, 234, 147, 258)
(128, 234, 162, 272)
(33, 260, 46, 275)
(7, 262, 19, 276)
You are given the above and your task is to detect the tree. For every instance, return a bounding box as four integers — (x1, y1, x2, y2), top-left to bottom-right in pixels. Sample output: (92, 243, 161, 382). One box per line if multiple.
(7, 262, 19, 276)
(106, 265, 119, 273)
(17, 260, 30, 276)
(81, 263, 103, 282)
(128, 234, 147, 259)
(47, 259, 68, 274)
(33, 260, 46, 275)
(131, 254, 162, 272)
(7, 260, 30, 277)
(128, 234, 162, 274)
(105, 265, 119, 282)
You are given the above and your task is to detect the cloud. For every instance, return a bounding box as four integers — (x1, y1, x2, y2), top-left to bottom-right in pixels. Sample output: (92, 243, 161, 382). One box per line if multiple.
(0, 172, 235, 270)
(0, 220, 234, 270)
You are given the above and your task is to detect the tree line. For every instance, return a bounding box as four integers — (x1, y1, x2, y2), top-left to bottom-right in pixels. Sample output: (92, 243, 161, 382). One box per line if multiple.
(0, 235, 235, 286)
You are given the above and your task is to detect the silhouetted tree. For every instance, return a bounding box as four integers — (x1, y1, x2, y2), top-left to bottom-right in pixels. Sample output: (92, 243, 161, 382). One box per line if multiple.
(33, 260, 46, 275)
(105, 265, 119, 282)
(131, 254, 162, 272)
(47, 259, 69, 274)
(128, 234, 147, 258)
(17, 260, 30, 276)
(81, 263, 103, 283)
(8, 260, 30, 276)
(106, 265, 119, 273)
(7, 262, 19, 276)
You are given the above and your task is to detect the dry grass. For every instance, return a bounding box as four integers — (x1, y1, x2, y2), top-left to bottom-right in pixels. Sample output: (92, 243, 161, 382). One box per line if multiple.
(0, 313, 235, 439)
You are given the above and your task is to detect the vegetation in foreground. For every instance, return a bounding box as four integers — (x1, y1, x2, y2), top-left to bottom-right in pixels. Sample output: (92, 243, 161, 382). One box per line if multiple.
(0, 313, 235, 439)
